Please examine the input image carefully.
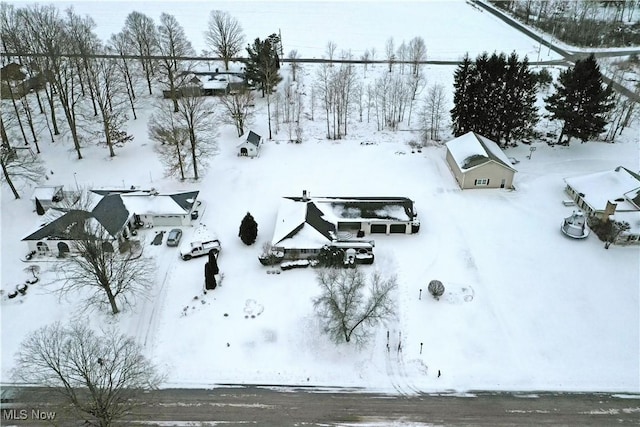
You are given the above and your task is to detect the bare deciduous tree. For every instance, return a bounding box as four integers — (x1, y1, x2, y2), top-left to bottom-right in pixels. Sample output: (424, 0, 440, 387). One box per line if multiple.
(14, 321, 163, 426)
(408, 36, 427, 77)
(205, 10, 245, 71)
(326, 40, 337, 65)
(422, 82, 448, 142)
(57, 223, 154, 315)
(313, 268, 397, 344)
(219, 88, 255, 137)
(123, 11, 157, 95)
(288, 49, 300, 81)
(149, 106, 190, 180)
(0, 144, 45, 199)
(385, 37, 395, 73)
(175, 95, 217, 180)
(156, 13, 195, 113)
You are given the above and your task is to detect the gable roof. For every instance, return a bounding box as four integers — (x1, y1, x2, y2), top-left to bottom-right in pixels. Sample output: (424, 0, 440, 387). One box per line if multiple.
(272, 198, 336, 247)
(91, 190, 199, 216)
(92, 194, 131, 237)
(565, 166, 640, 212)
(246, 131, 261, 147)
(446, 132, 516, 172)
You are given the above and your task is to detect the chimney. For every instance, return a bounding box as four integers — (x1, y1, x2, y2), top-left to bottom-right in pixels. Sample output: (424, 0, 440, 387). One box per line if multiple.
(302, 190, 308, 201)
(602, 200, 617, 223)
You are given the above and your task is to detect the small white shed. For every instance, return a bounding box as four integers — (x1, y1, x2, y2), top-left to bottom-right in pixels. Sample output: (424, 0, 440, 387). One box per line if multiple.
(237, 131, 261, 158)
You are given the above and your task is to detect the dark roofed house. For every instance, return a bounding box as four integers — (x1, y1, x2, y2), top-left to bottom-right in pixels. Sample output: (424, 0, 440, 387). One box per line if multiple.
(22, 194, 132, 258)
(237, 131, 261, 158)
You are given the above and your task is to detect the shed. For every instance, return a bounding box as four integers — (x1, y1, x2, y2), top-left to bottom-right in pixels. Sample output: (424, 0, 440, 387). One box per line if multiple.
(445, 132, 517, 189)
(237, 131, 261, 158)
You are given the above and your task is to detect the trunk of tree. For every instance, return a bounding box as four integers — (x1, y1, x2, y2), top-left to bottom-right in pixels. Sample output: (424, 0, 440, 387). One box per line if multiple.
(557, 125, 566, 145)
(0, 116, 10, 149)
(145, 63, 153, 95)
(6, 84, 29, 146)
(0, 156, 20, 199)
(104, 285, 119, 314)
(267, 92, 272, 140)
(35, 90, 45, 114)
(175, 139, 185, 180)
(44, 83, 60, 136)
(189, 129, 199, 180)
(20, 96, 40, 154)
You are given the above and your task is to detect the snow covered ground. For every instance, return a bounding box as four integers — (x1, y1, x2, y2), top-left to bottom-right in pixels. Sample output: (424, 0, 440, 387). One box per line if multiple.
(1, 0, 639, 395)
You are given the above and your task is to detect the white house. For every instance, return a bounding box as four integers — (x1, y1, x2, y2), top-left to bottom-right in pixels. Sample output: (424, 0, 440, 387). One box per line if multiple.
(564, 166, 640, 245)
(237, 131, 261, 158)
(91, 189, 201, 227)
(445, 132, 517, 189)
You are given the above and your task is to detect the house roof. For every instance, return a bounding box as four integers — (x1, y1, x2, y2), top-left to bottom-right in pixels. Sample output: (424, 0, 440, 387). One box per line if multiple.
(246, 131, 261, 147)
(287, 196, 416, 222)
(446, 132, 516, 172)
(271, 198, 336, 248)
(22, 195, 130, 241)
(30, 185, 63, 201)
(565, 166, 640, 212)
(91, 190, 199, 216)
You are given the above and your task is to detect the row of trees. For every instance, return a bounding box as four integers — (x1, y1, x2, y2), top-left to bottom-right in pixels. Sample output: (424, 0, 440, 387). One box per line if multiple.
(450, 51, 618, 146)
(451, 52, 538, 146)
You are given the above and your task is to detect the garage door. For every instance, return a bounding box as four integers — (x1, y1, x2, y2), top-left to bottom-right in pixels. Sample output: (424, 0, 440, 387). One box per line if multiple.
(390, 224, 407, 234)
(153, 215, 183, 226)
(371, 224, 387, 233)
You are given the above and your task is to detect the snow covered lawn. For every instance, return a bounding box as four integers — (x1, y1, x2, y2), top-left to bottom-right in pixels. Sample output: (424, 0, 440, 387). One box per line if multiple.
(2, 126, 638, 393)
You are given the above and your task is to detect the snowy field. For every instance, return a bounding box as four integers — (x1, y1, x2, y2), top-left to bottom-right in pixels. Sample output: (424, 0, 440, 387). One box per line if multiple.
(1, 0, 639, 395)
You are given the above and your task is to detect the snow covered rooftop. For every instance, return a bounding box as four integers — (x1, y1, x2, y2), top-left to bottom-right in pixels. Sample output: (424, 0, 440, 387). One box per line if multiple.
(90, 190, 199, 216)
(446, 132, 515, 171)
(30, 185, 63, 201)
(565, 167, 640, 212)
(201, 79, 228, 90)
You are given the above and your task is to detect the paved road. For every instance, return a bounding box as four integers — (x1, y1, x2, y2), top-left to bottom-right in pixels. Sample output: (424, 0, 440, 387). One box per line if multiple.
(472, 0, 640, 102)
(3, 386, 640, 426)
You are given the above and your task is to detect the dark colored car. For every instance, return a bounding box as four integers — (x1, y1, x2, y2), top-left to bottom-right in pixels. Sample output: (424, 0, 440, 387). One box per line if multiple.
(166, 229, 183, 247)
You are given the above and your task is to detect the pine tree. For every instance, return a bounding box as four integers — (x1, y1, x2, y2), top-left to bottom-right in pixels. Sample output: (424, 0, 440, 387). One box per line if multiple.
(238, 212, 258, 245)
(244, 35, 282, 97)
(545, 54, 613, 145)
(35, 197, 45, 215)
(450, 53, 473, 137)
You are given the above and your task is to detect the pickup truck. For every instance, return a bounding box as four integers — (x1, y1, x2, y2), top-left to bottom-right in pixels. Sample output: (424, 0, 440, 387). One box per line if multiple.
(180, 238, 221, 260)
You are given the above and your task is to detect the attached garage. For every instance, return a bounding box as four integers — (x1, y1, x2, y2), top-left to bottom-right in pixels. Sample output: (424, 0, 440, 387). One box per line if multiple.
(389, 224, 408, 233)
(371, 224, 387, 233)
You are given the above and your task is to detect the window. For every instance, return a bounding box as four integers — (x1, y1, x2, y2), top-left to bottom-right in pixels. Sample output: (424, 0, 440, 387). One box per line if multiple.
(474, 179, 489, 186)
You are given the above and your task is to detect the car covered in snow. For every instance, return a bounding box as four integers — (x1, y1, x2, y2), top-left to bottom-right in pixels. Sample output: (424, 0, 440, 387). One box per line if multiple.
(166, 228, 183, 247)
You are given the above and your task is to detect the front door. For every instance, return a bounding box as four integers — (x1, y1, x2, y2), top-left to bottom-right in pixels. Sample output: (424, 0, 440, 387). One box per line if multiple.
(500, 178, 506, 188)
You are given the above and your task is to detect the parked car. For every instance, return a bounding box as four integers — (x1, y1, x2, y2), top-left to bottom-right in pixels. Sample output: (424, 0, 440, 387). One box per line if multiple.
(166, 228, 183, 247)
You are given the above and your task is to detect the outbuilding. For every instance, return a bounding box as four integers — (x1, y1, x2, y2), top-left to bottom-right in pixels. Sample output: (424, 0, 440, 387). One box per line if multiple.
(237, 131, 261, 158)
(445, 132, 517, 189)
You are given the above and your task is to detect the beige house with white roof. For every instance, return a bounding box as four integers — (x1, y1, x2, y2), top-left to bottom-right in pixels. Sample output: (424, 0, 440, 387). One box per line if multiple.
(445, 132, 517, 190)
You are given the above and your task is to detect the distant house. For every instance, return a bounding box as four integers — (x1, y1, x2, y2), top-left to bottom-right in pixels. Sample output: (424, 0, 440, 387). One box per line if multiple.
(271, 191, 419, 259)
(30, 185, 64, 213)
(22, 193, 133, 257)
(445, 132, 517, 189)
(564, 166, 640, 245)
(237, 131, 261, 157)
(91, 189, 201, 227)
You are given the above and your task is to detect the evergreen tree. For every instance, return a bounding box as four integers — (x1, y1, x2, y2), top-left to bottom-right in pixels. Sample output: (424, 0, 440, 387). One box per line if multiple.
(243, 34, 282, 97)
(238, 212, 258, 245)
(35, 197, 45, 215)
(450, 53, 473, 136)
(451, 51, 538, 146)
(545, 54, 613, 144)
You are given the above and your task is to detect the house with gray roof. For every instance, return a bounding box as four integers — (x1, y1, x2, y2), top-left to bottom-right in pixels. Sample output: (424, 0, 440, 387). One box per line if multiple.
(270, 191, 419, 260)
(22, 193, 133, 257)
(445, 132, 517, 189)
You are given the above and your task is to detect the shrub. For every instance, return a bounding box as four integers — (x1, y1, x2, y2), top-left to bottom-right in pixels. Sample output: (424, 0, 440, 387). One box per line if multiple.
(316, 245, 345, 268)
(239, 212, 258, 245)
